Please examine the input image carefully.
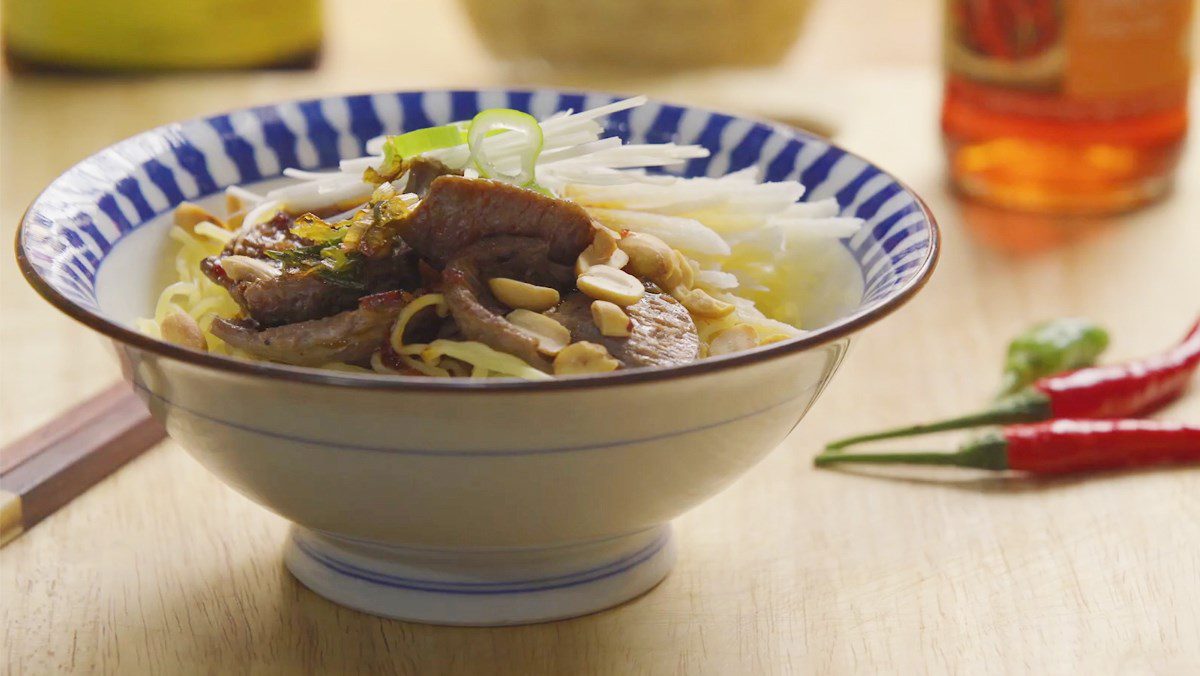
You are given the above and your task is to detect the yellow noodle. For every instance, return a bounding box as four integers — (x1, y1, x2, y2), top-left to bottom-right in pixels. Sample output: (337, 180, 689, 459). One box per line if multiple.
(144, 221, 235, 352)
(388, 293, 447, 353)
(136, 318, 162, 339)
(188, 296, 225, 319)
(420, 340, 550, 381)
(193, 221, 234, 243)
(401, 354, 451, 377)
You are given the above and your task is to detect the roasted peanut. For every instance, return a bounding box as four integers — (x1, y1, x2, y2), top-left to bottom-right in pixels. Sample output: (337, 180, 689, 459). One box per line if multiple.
(590, 300, 632, 337)
(174, 202, 228, 233)
(507, 309, 572, 356)
(674, 287, 735, 318)
(609, 248, 630, 271)
(160, 311, 207, 351)
(576, 226, 629, 275)
(708, 324, 759, 356)
(673, 250, 695, 289)
(553, 341, 621, 375)
(489, 278, 561, 312)
(576, 264, 645, 306)
(617, 232, 675, 281)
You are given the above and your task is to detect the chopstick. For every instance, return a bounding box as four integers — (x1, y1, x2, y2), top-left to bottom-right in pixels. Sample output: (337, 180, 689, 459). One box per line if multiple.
(0, 382, 165, 546)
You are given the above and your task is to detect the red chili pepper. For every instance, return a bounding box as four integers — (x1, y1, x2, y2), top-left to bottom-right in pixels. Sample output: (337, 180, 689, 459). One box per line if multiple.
(826, 318, 1200, 449)
(814, 420, 1200, 474)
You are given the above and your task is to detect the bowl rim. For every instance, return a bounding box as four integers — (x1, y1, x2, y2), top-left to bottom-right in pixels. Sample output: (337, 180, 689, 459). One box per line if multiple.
(15, 87, 941, 393)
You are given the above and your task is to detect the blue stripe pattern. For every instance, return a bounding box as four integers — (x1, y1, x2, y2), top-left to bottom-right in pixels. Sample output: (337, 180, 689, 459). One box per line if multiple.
(253, 105, 301, 171)
(345, 95, 385, 150)
(208, 116, 262, 184)
(298, 100, 341, 167)
(20, 88, 934, 328)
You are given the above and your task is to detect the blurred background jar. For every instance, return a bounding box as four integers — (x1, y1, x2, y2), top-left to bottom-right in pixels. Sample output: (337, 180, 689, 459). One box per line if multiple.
(3, 0, 322, 72)
(459, 0, 812, 72)
(941, 0, 1193, 215)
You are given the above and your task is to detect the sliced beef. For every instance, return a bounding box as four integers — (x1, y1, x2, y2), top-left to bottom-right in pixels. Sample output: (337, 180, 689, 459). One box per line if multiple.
(442, 237, 576, 372)
(547, 290, 700, 368)
(402, 157, 461, 197)
(395, 176, 596, 268)
(210, 291, 410, 366)
(218, 211, 304, 259)
(448, 236, 575, 289)
(227, 270, 365, 328)
(202, 210, 420, 327)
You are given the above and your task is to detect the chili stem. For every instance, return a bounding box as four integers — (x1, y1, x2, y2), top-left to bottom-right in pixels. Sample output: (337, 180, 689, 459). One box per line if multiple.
(816, 433, 1010, 470)
(815, 451, 971, 467)
(824, 391, 1049, 450)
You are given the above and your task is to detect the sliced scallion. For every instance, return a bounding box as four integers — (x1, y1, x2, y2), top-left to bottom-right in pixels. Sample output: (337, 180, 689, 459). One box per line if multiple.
(466, 109, 544, 187)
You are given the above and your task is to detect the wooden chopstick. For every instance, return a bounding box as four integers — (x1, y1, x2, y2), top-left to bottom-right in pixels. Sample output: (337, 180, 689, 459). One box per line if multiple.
(0, 382, 165, 546)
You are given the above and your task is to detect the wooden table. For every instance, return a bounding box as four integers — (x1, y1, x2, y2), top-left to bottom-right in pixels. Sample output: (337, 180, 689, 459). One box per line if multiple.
(3, 1, 1198, 672)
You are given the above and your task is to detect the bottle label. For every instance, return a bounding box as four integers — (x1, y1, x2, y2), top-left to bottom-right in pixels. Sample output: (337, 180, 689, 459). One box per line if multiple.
(945, 0, 1193, 118)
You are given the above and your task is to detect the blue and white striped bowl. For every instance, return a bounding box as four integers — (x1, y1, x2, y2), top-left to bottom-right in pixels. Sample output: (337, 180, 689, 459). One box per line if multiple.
(16, 89, 938, 625)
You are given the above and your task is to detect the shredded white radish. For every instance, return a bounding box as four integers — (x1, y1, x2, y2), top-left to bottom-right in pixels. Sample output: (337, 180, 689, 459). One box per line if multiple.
(586, 208, 732, 257)
(240, 199, 282, 230)
(282, 168, 342, 181)
(225, 185, 265, 206)
(696, 270, 741, 290)
(773, 217, 864, 240)
(783, 197, 841, 218)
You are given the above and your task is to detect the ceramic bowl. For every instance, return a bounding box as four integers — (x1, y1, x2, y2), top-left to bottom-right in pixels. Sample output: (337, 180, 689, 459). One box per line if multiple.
(16, 89, 939, 625)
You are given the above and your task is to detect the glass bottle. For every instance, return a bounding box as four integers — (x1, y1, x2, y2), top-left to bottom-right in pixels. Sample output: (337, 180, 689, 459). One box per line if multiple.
(942, 0, 1193, 215)
(3, 0, 322, 72)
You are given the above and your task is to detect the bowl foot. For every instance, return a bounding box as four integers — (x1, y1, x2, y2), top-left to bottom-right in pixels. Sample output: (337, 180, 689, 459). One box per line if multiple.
(284, 524, 675, 626)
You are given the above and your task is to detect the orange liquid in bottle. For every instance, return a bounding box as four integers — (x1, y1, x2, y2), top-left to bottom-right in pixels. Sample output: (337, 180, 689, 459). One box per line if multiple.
(942, 0, 1192, 215)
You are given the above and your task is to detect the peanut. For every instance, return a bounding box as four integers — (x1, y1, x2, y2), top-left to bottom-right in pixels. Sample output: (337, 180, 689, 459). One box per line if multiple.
(673, 250, 695, 289)
(553, 341, 620, 376)
(591, 300, 632, 337)
(576, 265, 645, 307)
(674, 287, 735, 318)
(488, 278, 560, 312)
(618, 232, 675, 283)
(174, 202, 228, 233)
(576, 226, 630, 275)
(160, 311, 207, 351)
(507, 309, 572, 356)
(708, 324, 759, 356)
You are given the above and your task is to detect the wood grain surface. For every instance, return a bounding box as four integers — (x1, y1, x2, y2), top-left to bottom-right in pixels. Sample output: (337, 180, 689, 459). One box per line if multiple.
(0, 383, 164, 545)
(2, 1, 1198, 673)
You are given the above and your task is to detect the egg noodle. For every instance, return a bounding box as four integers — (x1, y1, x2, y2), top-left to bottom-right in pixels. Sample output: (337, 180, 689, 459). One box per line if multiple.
(138, 223, 240, 354)
(142, 97, 863, 378)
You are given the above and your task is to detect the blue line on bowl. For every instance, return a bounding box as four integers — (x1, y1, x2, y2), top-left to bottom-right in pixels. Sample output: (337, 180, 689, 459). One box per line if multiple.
(294, 531, 668, 595)
(316, 525, 654, 553)
(129, 377, 811, 457)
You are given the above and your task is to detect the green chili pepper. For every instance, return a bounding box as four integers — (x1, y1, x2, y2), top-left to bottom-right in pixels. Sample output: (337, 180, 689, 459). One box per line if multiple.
(997, 318, 1109, 397)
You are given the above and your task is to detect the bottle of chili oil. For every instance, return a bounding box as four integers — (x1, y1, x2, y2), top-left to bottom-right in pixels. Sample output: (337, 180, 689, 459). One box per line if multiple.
(941, 0, 1193, 215)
